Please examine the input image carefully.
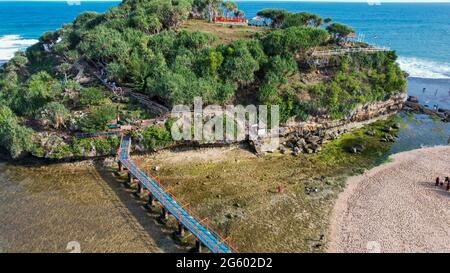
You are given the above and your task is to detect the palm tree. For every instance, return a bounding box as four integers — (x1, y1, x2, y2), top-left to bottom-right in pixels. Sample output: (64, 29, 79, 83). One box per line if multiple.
(206, 0, 221, 22)
(222, 0, 237, 18)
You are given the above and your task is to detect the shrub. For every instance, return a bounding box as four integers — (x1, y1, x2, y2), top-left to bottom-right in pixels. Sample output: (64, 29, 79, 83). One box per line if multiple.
(0, 105, 34, 158)
(79, 104, 117, 133)
(79, 87, 106, 106)
(262, 27, 329, 56)
(36, 102, 70, 129)
(13, 71, 62, 115)
(142, 125, 173, 151)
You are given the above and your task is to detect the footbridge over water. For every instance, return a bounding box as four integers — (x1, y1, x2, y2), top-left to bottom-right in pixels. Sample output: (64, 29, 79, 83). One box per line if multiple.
(117, 134, 235, 253)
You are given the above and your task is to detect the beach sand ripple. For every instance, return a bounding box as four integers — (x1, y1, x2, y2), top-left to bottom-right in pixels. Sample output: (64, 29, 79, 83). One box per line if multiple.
(329, 146, 450, 253)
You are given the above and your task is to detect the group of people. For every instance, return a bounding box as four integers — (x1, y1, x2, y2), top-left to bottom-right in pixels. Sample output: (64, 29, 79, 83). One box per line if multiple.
(435, 176, 450, 191)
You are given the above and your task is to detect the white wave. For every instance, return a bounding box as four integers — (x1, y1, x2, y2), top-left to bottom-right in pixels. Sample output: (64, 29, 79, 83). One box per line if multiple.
(397, 57, 450, 79)
(0, 34, 38, 63)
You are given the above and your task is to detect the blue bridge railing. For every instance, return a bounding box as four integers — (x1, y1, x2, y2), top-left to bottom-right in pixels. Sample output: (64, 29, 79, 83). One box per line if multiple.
(118, 134, 234, 253)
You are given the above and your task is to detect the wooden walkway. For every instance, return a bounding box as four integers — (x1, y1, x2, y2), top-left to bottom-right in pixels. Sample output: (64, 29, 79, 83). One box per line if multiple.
(83, 59, 169, 116)
(311, 46, 390, 57)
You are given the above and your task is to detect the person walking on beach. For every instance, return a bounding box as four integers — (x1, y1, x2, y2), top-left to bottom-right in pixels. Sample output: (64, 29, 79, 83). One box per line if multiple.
(445, 177, 450, 191)
(435, 177, 440, 187)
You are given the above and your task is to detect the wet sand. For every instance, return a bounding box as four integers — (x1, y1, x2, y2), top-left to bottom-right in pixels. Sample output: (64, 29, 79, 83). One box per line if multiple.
(0, 160, 179, 253)
(329, 146, 450, 253)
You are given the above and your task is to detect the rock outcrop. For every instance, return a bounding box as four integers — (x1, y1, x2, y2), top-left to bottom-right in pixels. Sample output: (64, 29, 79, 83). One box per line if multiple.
(253, 93, 406, 154)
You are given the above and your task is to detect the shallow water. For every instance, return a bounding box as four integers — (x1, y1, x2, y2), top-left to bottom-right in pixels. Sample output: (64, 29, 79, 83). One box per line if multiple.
(0, 162, 178, 253)
(407, 77, 450, 109)
(387, 78, 450, 154)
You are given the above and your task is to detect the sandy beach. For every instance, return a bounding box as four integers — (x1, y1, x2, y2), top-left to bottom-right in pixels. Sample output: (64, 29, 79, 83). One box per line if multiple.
(328, 146, 450, 253)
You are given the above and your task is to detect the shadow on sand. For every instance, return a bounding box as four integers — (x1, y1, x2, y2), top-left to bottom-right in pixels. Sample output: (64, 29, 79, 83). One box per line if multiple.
(92, 160, 189, 253)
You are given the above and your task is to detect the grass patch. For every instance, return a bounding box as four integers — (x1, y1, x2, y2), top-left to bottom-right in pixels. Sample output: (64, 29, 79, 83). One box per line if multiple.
(137, 117, 397, 252)
(181, 20, 267, 45)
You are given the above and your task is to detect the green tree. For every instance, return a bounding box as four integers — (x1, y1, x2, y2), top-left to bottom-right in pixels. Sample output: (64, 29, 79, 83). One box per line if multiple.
(129, 9, 162, 34)
(219, 41, 260, 86)
(142, 125, 173, 151)
(262, 27, 329, 56)
(79, 104, 117, 132)
(204, 0, 222, 22)
(257, 9, 289, 28)
(195, 49, 224, 77)
(77, 25, 129, 62)
(0, 105, 33, 158)
(13, 71, 62, 115)
(79, 87, 106, 106)
(284, 12, 322, 28)
(326, 23, 354, 44)
(222, 0, 237, 18)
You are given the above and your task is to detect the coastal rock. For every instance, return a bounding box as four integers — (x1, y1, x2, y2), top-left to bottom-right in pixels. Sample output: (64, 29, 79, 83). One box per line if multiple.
(311, 144, 321, 153)
(366, 129, 376, 136)
(306, 135, 321, 144)
(296, 138, 307, 147)
(392, 123, 401, 129)
(407, 96, 419, 103)
(350, 144, 364, 154)
(380, 134, 396, 142)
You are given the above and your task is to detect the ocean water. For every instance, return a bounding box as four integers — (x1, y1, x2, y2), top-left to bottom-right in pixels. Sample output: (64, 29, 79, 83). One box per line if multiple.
(0, 1, 119, 63)
(1, 1, 450, 79)
(239, 1, 450, 79)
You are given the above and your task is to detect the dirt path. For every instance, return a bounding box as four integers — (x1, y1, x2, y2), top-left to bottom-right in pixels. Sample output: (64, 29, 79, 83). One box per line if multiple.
(328, 146, 450, 253)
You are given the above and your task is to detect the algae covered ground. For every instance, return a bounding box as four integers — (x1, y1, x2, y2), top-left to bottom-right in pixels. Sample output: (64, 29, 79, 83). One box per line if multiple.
(133, 116, 399, 252)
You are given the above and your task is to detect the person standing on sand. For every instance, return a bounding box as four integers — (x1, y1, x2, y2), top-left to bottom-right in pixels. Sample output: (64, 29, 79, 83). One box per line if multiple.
(435, 177, 440, 187)
(445, 177, 450, 191)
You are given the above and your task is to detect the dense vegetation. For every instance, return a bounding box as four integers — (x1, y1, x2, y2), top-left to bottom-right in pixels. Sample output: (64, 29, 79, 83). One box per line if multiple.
(0, 0, 406, 159)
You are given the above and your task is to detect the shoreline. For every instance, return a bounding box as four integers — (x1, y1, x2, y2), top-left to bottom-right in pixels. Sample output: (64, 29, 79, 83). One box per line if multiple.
(328, 145, 450, 253)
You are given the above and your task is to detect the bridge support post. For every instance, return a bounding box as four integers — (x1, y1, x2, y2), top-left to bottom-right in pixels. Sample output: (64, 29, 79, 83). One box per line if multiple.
(128, 172, 134, 185)
(195, 239, 202, 253)
(160, 207, 168, 221)
(148, 194, 155, 208)
(135, 183, 143, 197)
(177, 222, 185, 237)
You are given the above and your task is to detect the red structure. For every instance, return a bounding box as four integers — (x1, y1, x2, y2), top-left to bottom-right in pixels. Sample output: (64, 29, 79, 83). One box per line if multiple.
(213, 16, 247, 24)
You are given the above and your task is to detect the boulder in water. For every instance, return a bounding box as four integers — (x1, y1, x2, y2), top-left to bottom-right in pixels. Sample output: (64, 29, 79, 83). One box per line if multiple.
(407, 96, 419, 103)
(349, 144, 364, 154)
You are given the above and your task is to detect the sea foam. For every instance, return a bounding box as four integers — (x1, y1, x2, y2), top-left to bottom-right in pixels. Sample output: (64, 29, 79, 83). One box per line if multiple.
(0, 35, 38, 64)
(397, 57, 450, 80)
